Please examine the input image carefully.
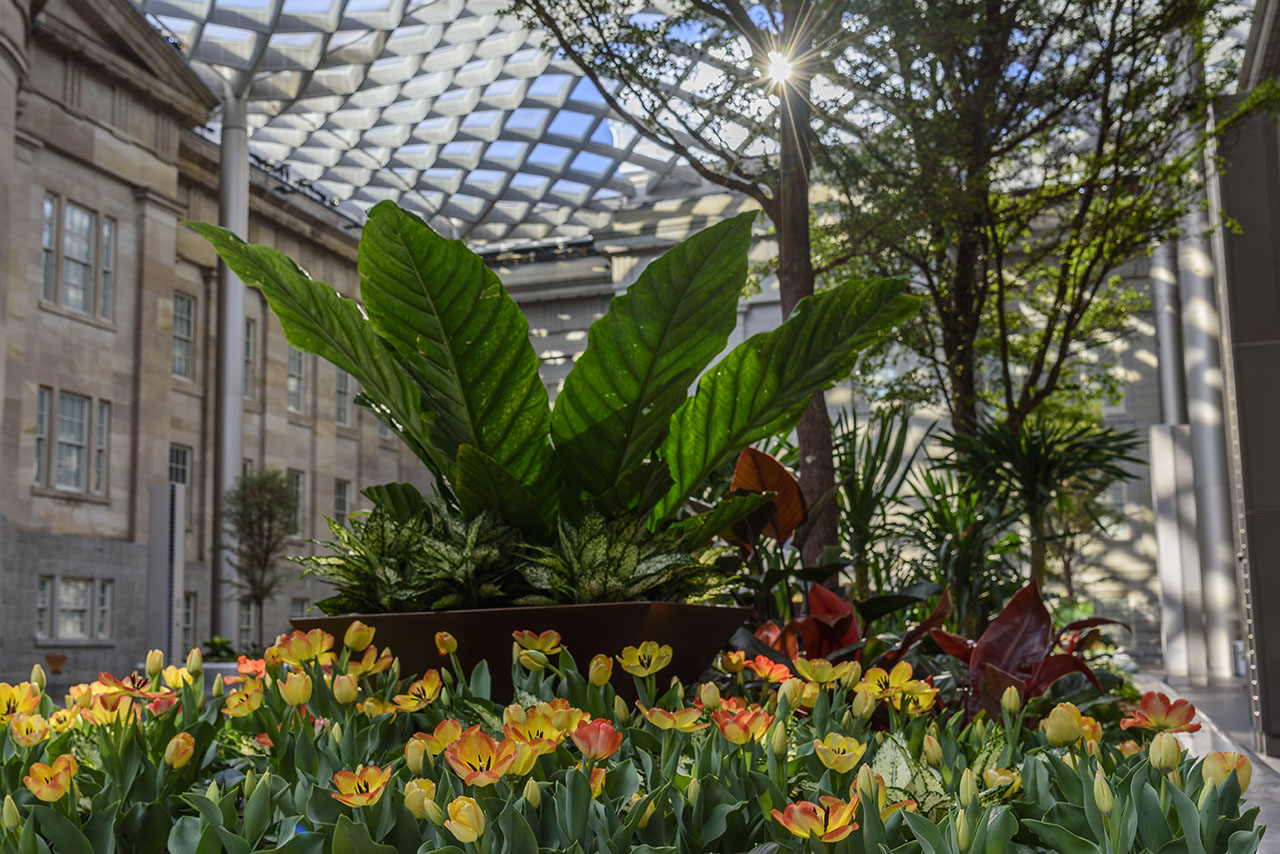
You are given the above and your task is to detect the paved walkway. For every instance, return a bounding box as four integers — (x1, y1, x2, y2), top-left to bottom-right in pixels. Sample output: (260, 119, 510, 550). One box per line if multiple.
(1136, 673, 1280, 837)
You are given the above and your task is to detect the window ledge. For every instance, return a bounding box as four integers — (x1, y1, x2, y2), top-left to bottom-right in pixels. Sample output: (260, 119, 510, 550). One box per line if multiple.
(335, 424, 359, 440)
(33, 638, 115, 649)
(287, 414, 314, 429)
(37, 300, 116, 331)
(30, 486, 110, 505)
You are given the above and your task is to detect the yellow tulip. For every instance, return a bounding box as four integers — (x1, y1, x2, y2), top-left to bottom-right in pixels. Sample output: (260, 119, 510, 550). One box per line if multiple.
(589, 654, 613, 686)
(1202, 751, 1252, 793)
(434, 631, 457, 656)
(9, 714, 48, 748)
(1093, 768, 1114, 815)
(922, 734, 943, 767)
(279, 672, 313, 706)
(1043, 703, 1084, 746)
(331, 765, 392, 808)
(444, 796, 485, 843)
(333, 673, 358, 705)
(523, 778, 541, 808)
(814, 733, 866, 773)
(617, 641, 673, 677)
(146, 649, 164, 680)
(343, 621, 375, 652)
(164, 732, 196, 769)
(403, 778, 437, 820)
(1150, 732, 1181, 772)
(1001, 686, 1022, 715)
(29, 665, 46, 694)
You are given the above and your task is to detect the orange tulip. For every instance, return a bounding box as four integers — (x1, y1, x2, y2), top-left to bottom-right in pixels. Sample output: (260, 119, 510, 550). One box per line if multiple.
(637, 704, 708, 733)
(331, 765, 392, 807)
(569, 718, 622, 760)
(435, 632, 457, 656)
(23, 754, 77, 803)
(504, 707, 569, 755)
(1121, 691, 1201, 734)
(445, 726, 518, 787)
(393, 671, 442, 712)
(718, 651, 747, 674)
(588, 766, 607, 798)
(513, 629, 562, 655)
(222, 680, 264, 718)
(745, 655, 791, 683)
(711, 708, 775, 745)
(415, 719, 464, 756)
(771, 796, 859, 842)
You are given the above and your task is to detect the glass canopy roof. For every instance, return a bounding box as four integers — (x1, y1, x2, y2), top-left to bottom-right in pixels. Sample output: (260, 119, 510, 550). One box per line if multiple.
(130, 0, 712, 248)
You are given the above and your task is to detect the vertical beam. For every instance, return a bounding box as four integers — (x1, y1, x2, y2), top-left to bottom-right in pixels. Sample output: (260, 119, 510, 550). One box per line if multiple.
(1180, 198, 1240, 681)
(211, 93, 247, 639)
(1152, 242, 1188, 426)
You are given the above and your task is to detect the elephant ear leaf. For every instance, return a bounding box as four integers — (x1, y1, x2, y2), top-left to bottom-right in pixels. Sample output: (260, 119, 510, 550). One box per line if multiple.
(184, 222, 445, 479)
(653, 277, 919, 522)
(358, 201, 552, 487)
(551, 211, 756, 498)
(454, 445, 554, 536)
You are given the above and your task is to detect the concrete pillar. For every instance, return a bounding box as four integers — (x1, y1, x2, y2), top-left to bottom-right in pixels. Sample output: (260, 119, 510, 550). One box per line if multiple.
(1179, 201, 1240, 681)
(212, 94, 248, 639)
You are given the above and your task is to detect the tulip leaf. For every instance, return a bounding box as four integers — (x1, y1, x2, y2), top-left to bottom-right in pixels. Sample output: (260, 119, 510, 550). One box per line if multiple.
(186, 222, 444, 480)
(901, 810, 948, 854)
(358, 201, 553, 487)
(333, 816, 397, 854)
(1167, 783, 1207, 854)
(1227, 828, 1264, 854)
(653, 277, 918, 521)
(1134, 778, 1173, 851)
(243, 779, 272, 845)
(551, 212, 755, 498)
(31, 807, 93, 854)
(1023, 820, 1102, 854)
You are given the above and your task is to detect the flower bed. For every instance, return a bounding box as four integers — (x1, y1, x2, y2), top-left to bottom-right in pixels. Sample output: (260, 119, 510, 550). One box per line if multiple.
(0, 622, 1262, 854)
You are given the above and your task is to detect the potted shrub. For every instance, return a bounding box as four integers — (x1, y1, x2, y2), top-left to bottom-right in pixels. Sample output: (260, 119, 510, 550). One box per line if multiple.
(191, 205, 918, 687)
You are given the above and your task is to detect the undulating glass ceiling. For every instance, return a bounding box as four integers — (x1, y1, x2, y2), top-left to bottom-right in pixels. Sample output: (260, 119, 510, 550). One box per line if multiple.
(129, 0, 714, 248)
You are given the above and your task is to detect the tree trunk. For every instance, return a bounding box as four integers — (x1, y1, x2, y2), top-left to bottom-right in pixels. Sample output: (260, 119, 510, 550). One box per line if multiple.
(1028, 507, 1047, 588)
(776, 27, 836, 567)
(256, 600, 265, 654)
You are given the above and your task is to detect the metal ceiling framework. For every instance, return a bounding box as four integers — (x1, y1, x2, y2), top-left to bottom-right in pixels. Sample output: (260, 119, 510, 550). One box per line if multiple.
(129, 0, 722, 248)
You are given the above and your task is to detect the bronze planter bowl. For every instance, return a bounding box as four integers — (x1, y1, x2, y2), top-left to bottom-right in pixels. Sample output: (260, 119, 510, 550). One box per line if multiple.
(292, 601, 750, 700)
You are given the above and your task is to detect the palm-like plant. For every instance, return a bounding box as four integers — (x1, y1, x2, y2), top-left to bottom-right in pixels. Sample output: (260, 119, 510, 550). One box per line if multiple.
(939, 417, 1143, 587)
(193, 205, 918, 607)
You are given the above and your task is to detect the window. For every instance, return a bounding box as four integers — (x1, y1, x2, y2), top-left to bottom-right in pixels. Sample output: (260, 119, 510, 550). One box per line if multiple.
(290, 597, 310, 618)
(57, 578, 92, 639)
(100, 218, 115, 320)
(287, 468, 305, 536)
(287, 346, 306, 413)
(41, 196, 56, 301)
(96, 580, 113, 638)
(35, 577, 52, 639)
(238, 602, 253, 651)
(1104, 480, 1130, 540)
(379, 420, 393, 440)
(335, 479, 350, 526)
(33, 387, 49, 485)
(169, 444, 192, 523)
(61, 203, 95, 313)
(335, 368, 351, 425)
(55, 392, 88, 490)
(242, 458, 254, 477)
(172, 293, 195, 379)
(182, 592, 197, 656)
(243, 318, 256, 398)
(93, 401, 110, 495)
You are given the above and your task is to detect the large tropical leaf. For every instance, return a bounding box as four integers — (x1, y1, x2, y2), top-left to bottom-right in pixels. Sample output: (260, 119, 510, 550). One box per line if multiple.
(453, 444, 553, 536)
(358, 201, 552, 487)
(185, 222, 445, 478)
(730, 447, 805, 542)
(652, 278, 919, 521)
(551, 211, 756, 497)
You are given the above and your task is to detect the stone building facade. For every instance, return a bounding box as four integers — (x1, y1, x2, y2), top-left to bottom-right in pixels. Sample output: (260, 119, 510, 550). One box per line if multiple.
(0, 0, 1169, 688)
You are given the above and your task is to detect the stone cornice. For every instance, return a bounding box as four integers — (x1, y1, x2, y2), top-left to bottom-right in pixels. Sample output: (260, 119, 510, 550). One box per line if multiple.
(133, 186, 186, 218)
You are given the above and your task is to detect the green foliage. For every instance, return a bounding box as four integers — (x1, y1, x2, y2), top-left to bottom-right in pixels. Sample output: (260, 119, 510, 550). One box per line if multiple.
(193, 205, 917, 609)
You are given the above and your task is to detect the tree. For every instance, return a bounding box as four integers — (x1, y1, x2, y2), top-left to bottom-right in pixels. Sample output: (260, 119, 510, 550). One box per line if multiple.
(810, 0, 1271, 430)
(509, 0, 867, 563)
(222, 469, 299, 652)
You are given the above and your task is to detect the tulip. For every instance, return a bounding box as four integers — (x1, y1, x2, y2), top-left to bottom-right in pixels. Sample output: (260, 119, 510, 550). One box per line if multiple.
(772, 721, 789, 757)
(505, 740, 538, 777)
(589, 654, 613, 686)
(444, 796, 485, 843)
(330, 723, 343, 746)
(162, 666, 195, 690)
(343, 621, 375, 652)
(613, 694, 631, 725)
(1202, 751, 1252, 793)
(331, 765, 392, 807)
(1117, 740, 1142, 758)
(792, 658, 853, 687)
(779, 678, 805, 709)
(851, 689, 876, 719)
(523, 778, 541, 808)
(1121, 691, 1201, 734)
(746, 655, 792, 683)
(637, 703, 708, 733)
(164, 732, 196, 768)
(633, 793, 657, 829)
(263, 645, 282, 668)
(423, 799, 444, 826)
(617, 641, 673, 677)
(185, 647, 203, 677)
(9, 714, 49, 748)
(243, 770, 258, 800)
(959, 768, 977, 807)
(333, 673, 358, 705)
(686, 777, 700, 806)
(1093, 768, 1114, 814)
(1150, 732, 1182, 772)
(588, 766, 607, 798)
(956, 810, 972, 853)
(2, 795, 18, 832)
(513, 629, 562, 655)
(279, 672, 313, 706)
(393, 671, 442, 711)
(518, 650, 548, 671)
(405, 738, 426, 775)
(1043, 703, 1084, 746)
(23, 754, 76, 803)
(222, 680, 264, 717)
(1001, 686, 1022, 715)
(445, 726, 518, 787)
(719, 651, 746, 673)
(417, 719, 464, 756)
(206, 780, 219, 801)
(841, 662, 863, 691)
(403, 778, 437, 820)
(146, 649, 164, 680)
(434, 631, 457, 656)
(29, 665, 46, 694)
(347, 645, 393, 678)
(855, 764, 877, 801)
(922, 734, 943, 767)
(712, 708, 776, 745)
(212, 675, 225, 698)
(699, 682, 721, 711)
(984, 768, 1020, 793)
(771, 796, 859, 843)
(814, 733, 867, 773)
(0, 682, 40, 722)
(570, 719, 623, 760)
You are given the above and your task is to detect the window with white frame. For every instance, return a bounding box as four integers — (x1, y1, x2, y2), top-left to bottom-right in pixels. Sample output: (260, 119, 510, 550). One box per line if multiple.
(33, 576, 114, 641)
(172, 293, 196, 379)
(35, 576, 52, 638)
(243, 318, 256, 398)
(237, 602, 253, 651)
(93, 401, 110, 495)
(335, 479, 350, 526)
(34, 387, 49, 485)
(55, 392, 89, 491)
(182, 591, 197, 656)
(287, 346, 306, 413)
(169, 443, 192, 522)
(39, 196, 116, 321)
(34, 389, 110, 495)
(287, 468, 305, 536)
(379, 419, 393, 440)
(96, 579, 113, 638)
(290, 597, 310, 618)
(335, 368, 351, 425)
(241, 458, 254, 477)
